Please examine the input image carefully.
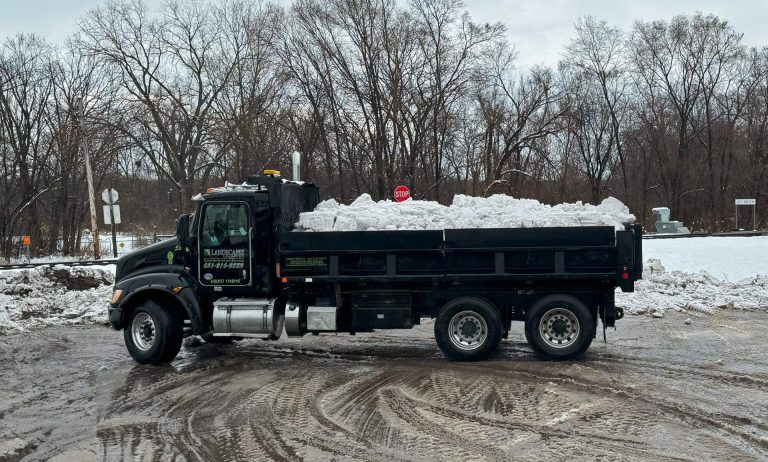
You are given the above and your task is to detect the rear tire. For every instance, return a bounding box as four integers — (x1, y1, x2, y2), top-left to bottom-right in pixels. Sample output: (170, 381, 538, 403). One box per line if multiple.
(124, 299, 183, 364)
(524, 295, 594, 360)
(434, 297, 503, 361)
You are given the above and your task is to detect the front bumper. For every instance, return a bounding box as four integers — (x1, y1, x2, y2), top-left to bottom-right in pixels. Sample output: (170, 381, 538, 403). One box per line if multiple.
(108, 304, 123, 330)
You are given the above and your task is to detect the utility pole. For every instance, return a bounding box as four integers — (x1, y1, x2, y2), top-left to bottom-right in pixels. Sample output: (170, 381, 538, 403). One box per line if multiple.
(77, 98, 100, 259)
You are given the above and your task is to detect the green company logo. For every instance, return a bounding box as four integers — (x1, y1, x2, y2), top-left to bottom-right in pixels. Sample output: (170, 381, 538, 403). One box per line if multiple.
(166, 250, 174, 265)
(204, 249, 211, 257)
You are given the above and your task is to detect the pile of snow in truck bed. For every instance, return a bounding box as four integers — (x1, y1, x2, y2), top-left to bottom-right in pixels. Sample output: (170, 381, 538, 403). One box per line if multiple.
(295, 194, 636, 232)
(0, 265, 114, 332)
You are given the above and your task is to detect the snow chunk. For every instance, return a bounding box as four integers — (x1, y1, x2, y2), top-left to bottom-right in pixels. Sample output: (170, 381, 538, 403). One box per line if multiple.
(0, 265, 114, 333)
(295, 194, 636, 232)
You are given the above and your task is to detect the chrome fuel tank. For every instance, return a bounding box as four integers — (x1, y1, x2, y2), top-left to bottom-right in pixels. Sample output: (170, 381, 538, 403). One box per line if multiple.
(212, 298, 284, 338)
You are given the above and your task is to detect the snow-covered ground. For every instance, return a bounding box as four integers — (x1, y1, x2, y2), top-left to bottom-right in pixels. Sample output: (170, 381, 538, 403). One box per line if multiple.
(80, 232, 164, 257)
(614, 235, 768, 317)
(0, 265, 114, 332)
(8, 232, 167, 263)
(296, 194, 636, 231)
(643, 236, 768, 281)
(616, 259, 767, 317)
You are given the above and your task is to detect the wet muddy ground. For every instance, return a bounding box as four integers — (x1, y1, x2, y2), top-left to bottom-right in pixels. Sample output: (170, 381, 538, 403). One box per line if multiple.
(1, 311, 767, 461)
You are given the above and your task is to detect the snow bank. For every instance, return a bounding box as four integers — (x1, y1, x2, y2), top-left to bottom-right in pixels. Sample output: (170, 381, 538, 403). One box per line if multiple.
(644, 236, 768, 281)
(616, 259, 768, 317)
(0, 265, 114, 333)
(296, 194, 636, 232)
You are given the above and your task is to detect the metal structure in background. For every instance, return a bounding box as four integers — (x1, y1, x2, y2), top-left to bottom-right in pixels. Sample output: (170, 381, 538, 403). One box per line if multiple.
(77, 98, 100, 260)
(651, 207, 690, 234)
(735, 198, 757, 230)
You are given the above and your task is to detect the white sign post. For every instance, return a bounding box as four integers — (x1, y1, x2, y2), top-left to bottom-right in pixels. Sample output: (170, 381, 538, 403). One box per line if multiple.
(734, 198, 757, 231)
(102, 188, 121, 257)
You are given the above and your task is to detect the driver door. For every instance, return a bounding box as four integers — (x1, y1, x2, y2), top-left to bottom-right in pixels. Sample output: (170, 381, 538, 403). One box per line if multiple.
(198, 202, 252, 286)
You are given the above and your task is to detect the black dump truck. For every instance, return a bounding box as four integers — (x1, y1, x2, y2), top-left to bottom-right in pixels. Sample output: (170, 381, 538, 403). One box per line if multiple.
(109, 173, 642, 364)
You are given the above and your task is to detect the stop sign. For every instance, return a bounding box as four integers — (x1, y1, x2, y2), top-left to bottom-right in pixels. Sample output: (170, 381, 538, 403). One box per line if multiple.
(394, 185, 411, 202)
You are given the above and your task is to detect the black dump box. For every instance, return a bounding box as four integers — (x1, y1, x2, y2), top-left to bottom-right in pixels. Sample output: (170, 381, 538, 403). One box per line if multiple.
(279, 224, 642, 291)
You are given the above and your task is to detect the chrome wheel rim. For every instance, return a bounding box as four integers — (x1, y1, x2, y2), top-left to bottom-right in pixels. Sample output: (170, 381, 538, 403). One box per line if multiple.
(539, 308, 580, 348)
(131, 312, 156, 351)
(448, 310, 488, 351)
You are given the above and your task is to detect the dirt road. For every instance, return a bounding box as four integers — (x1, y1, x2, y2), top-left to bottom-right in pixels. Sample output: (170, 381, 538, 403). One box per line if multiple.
(1, 311, 767, 461)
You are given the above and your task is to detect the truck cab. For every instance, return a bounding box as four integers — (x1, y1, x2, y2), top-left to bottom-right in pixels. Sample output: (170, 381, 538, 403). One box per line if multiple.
(109, 174, 318, 361)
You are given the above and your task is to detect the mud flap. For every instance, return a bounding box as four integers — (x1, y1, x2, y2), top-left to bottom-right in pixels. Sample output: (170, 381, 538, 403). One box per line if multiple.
(602, 315, 607, 342)
(599, 292, 621, 342)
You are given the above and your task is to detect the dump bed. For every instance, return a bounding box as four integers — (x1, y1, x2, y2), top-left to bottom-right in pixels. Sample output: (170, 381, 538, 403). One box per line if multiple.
(279, 225, 642, 291)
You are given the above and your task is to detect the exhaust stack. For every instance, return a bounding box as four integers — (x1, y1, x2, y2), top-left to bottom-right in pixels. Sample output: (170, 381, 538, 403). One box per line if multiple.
(292, 151, 301, 182)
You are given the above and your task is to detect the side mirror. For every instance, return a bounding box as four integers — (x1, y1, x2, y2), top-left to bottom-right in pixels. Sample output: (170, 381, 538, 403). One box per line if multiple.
(176, 214, 190, 247)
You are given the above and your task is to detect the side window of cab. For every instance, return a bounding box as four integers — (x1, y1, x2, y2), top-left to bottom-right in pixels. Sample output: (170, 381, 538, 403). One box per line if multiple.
(200, 203, 249, 247)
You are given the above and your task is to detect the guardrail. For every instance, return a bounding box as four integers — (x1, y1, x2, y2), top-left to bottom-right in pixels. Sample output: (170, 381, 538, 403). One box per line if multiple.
(0, 259, 118, 271)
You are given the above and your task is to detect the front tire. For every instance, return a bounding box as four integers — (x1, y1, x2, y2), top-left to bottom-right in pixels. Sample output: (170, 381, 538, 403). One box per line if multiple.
(434, 297, 503, 361)
(524, 295, 595, 360)
(124, 299, 183, 364)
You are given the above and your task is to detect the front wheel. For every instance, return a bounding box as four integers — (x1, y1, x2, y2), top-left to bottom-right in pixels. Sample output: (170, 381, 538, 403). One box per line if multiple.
(434, 297, 503, 361)
(124, 299, 183, 364)
(524, 295, 595, 360)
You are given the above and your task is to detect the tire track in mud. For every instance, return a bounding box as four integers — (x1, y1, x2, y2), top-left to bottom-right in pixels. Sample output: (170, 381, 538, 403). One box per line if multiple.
(455, 359, 768, 458)
(4, 314, 766, 461)
(96, 348, 766, 461)
(324, 365, 699, 460)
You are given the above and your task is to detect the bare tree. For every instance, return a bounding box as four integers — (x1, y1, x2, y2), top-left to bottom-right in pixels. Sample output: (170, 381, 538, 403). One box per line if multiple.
(564, 16, 629, 193)
(0, 34, 55, 259)
(46, 37, 120, 255)
(482, 41, 565, 196)
(79, 0, 250, 211)
(3, 4, 768, 243)
(560, 68, 616, 203)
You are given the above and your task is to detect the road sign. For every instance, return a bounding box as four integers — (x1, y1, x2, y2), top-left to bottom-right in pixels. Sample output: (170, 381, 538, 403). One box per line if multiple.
(101, 188, 119, 204)
(394, 185, 410, 202)
(735, 198, 757, 230)
(103, 204, 121, 224)
(101, 188, 121, 257)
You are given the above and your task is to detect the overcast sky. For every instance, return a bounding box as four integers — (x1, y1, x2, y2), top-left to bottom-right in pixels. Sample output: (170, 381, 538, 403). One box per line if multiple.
(1, 0, 767, 68)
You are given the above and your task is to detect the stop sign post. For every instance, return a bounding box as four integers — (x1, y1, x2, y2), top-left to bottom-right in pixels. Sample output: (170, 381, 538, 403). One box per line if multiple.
(394, 185, 411, 202)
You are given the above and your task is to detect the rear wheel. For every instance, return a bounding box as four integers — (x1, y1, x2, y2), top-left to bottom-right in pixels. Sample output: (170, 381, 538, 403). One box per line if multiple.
(434, 297, 503, 361)
(124, 299, 183, 364)
(524, 295, 594, 360)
